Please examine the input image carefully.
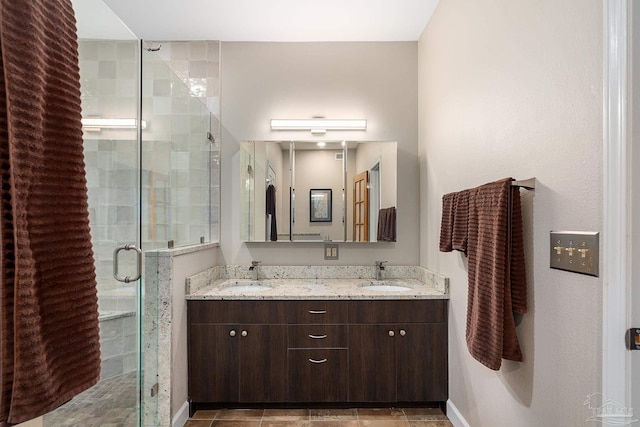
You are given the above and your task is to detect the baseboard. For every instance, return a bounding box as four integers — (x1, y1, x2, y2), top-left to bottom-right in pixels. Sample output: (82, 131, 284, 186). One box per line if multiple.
(172, 401, 189, 427)
(447, 400, 471, 427)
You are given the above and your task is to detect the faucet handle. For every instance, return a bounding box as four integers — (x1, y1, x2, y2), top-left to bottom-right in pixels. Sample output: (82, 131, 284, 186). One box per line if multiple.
(251, 260, 261, 268)
(375, 261, 387, 269)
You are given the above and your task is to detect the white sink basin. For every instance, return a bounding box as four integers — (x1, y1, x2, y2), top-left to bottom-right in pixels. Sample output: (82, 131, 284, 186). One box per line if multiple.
(221, 280, 273, 292)
(361, 283, 413, 292)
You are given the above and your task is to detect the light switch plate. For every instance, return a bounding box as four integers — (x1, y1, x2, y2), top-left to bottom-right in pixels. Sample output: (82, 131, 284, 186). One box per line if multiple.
(550, 231, 599, 276)
(324, 243, 339, 260)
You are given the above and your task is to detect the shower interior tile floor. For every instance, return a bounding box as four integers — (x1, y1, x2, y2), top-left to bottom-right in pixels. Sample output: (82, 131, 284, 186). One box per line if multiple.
(43, 372, 137, 427)
(186, 408, 453, 427)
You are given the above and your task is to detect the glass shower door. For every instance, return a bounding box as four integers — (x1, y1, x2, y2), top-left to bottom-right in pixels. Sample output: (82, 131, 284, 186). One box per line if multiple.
(44, 2, 159, 426)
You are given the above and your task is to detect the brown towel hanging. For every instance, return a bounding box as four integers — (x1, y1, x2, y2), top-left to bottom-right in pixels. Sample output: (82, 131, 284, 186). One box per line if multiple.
(377, 207, 396, 242)
(452, 190, 470, 253)
(439, 193, 455, 252)
(0, 0, 101, 424)
(439, 178, 527, 370)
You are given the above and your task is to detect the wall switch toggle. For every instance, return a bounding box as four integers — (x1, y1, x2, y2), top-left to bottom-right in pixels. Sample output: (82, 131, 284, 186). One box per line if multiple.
(626, 328, 640, 350)
(550, 231, 599, 276)
(324, 243, 339, 260)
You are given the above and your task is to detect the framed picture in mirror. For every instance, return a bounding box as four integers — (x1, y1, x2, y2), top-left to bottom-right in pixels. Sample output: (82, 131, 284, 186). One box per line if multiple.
(310, 189, 332, 222)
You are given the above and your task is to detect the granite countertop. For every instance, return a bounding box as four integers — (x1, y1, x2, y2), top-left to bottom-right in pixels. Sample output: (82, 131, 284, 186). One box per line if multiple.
(186, 277, 448, 300)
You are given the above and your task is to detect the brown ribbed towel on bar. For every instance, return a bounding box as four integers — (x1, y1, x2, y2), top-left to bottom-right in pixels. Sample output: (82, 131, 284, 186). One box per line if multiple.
(377, 207, 396, 242)
(439, 178, 527, 370)
(440, 190, 470, 254)
(0, 0, 101, 424)
(439, 193, 455, 252)
(452, 190, 470, 253)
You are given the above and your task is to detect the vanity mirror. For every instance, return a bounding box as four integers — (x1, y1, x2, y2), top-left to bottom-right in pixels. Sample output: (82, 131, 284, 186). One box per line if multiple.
(240, 140, 397, 243)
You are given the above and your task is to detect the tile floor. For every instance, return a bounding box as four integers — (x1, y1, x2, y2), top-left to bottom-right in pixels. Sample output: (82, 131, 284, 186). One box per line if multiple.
(186, 408, 452, 427)
(42, 372, 137, 427)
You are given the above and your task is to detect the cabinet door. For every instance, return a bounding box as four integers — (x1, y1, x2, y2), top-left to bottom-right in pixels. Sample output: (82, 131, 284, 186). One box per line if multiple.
(189, 324, 239, 402)
(239, 324, 287, 402)
(348, 324, 396, 402)
(396, 323, 448, 401)
(288, 349, 348, 402)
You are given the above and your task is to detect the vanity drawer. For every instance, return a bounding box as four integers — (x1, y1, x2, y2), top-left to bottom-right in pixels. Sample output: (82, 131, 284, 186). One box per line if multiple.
(188, 300, 287, 324)
(288, 348, 348, 402)
(349, 300, 446, 323)
(288, 325, 348, 348)
(286, 300, 348, 324)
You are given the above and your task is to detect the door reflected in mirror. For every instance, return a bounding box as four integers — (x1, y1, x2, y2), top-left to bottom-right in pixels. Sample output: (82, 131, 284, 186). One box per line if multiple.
(240, 140, 397, 243)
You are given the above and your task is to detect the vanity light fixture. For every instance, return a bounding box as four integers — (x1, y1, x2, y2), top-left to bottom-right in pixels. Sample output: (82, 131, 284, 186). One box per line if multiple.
(316, 142, 326, 148)
(81, 118, 147, 131)
(270, 119, 367, 135)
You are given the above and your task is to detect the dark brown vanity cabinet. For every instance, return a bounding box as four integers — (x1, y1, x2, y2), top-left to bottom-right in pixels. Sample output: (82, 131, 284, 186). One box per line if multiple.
(348, 300, 448, 402)
(188, 298, 447, 406)
(188, 301, 287, 403)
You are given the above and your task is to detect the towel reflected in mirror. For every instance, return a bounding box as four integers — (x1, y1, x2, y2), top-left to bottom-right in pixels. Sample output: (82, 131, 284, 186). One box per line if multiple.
(377, 207, 396, 242)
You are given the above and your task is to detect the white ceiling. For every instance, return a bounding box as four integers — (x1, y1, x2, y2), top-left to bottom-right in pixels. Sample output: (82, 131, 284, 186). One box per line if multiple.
(73, 0, 137, 40)
(99, 0, 440, 42)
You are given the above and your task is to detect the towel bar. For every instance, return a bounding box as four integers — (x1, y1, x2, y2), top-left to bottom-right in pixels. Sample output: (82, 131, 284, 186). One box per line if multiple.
(511, 177, 536, 190)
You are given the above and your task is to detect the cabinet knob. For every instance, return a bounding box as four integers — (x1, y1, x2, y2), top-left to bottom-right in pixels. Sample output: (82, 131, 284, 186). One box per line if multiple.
(400, 329, 406, 337)
(388, 330, 395, 337)
(229, 330, 236, 337)
(241, 330, 248, 337)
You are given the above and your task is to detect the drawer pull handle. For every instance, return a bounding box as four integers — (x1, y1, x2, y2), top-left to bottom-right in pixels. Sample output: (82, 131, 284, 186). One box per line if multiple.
(309, 358, 328, 364)
(309, 334, 328, 339)
(308, 310, 327, 314)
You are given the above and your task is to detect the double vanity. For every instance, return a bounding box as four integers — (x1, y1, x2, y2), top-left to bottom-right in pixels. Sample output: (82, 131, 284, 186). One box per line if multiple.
(185, 265, 449, 413)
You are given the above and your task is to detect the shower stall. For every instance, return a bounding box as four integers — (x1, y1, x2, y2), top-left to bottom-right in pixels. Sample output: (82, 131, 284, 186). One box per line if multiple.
(43, 2, 220, 426)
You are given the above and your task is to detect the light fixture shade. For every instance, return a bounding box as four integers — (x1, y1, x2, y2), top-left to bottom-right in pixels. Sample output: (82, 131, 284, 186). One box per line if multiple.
(81, 118, 147, 130)
(270, 119, 367, 132)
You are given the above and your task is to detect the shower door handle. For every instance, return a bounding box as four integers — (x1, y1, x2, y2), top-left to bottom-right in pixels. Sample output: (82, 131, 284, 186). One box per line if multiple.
(113, 244, 142, 283)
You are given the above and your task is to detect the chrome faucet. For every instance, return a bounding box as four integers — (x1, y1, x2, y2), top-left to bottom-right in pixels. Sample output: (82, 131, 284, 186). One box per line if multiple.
(375, 261, 387, 281)
(249, 261, 261, 281)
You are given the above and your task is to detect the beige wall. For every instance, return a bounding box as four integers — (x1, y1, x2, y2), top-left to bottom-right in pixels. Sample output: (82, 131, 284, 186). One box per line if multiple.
(418, 1, 602, 426)
(294, 150, 344, 240)
(220, 42, 418, 265)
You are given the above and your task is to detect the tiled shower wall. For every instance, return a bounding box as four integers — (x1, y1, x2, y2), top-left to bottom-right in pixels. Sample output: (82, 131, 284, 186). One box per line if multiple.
(79, 40, 221, 380)
(144, 40, 221, 247)
(149, 41, 220, 118)
(80, 40, 221, 292)
(141, 49, 219, 250)
(80, 40, 139, 312)
(80, 40, 140, 379)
